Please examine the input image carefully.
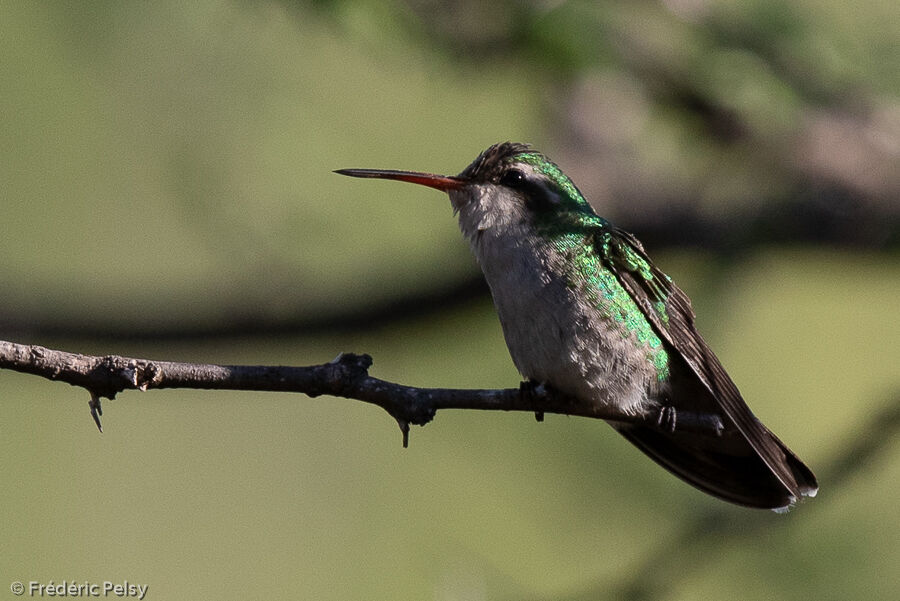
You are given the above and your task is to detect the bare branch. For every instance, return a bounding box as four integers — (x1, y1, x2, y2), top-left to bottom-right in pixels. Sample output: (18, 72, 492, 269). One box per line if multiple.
(0, 340, 724, 443)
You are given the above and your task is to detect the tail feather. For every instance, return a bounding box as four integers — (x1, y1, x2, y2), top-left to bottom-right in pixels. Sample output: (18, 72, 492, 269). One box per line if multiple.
(613, 422, 817, 510)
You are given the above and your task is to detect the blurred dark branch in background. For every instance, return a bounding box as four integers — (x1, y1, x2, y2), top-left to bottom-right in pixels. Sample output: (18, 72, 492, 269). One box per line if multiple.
(0, 340, 725, 443)
(0, 275, 490, 343)
(614, 186, 898, 251)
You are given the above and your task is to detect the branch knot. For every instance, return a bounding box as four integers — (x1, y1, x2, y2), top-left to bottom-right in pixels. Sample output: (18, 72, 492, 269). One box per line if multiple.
(129, 360, 163, 391)
(322, 352, 372, 396)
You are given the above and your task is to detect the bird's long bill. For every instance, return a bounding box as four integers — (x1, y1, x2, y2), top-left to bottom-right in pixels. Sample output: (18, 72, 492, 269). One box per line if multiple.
(334, 168, 464, 191)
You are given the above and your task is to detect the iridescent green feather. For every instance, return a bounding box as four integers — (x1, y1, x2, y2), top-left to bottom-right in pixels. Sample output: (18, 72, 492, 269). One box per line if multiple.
(516, 152, 592, 212)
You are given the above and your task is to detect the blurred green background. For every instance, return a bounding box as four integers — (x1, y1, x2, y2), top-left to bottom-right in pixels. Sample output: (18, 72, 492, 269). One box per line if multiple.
(1, 1, 898, 600)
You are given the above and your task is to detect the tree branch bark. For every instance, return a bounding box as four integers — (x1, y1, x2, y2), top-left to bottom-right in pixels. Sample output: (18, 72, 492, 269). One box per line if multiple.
(0, 339, 724, 445)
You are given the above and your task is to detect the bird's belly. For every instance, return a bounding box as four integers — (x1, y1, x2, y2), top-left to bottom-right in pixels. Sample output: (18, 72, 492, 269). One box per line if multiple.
(478, 244, 658, 415)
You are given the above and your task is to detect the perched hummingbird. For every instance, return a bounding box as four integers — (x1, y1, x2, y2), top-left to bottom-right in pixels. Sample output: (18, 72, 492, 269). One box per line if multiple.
(336, 142, 817, 510)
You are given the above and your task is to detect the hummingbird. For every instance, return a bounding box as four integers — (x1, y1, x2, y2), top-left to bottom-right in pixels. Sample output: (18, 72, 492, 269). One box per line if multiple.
(336, 142, 818, 511)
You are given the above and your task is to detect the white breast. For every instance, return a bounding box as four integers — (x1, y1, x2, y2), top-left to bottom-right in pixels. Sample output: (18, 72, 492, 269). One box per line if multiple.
(464, 223, 658, 416)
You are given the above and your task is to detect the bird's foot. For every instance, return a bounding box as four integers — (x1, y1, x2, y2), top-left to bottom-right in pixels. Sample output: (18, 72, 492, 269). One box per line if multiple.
(519, 379, 546, 422)
(655, 405, 677, 433)
(653, 405, 726, 437)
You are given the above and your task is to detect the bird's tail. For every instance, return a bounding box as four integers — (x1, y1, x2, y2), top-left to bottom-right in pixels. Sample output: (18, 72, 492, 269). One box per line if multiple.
(613, 421, 818, 510)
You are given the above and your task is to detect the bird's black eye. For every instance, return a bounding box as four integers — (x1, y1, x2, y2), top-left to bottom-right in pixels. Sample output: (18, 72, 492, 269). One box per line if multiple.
(499, 168, 525, 188)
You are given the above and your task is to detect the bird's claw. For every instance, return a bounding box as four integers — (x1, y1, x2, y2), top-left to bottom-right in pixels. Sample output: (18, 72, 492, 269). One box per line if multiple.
(519, 380, 546, 422)
(656, 405, 677, 433)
